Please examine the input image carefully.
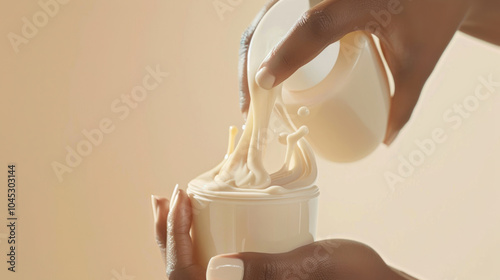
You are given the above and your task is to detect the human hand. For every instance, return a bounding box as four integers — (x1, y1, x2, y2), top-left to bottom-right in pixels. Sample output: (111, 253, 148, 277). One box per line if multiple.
(151, 186, 205, 279)
(239, 0, 474, 145)
(151, 186, 416, 279)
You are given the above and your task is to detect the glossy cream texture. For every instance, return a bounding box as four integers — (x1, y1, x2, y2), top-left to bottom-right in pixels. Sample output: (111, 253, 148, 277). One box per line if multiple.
(189, 82, 318, 197)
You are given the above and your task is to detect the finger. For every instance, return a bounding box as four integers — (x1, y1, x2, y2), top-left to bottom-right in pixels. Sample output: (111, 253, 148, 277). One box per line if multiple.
(151, 195, 170, 265)
(255, 0, 373, 89)
(206, 241, 338, 280)
(207, 239, 398, 280)
(239, 0, 280, 117)
(166, 186, 204, 279)
(383, 80, 424, 145)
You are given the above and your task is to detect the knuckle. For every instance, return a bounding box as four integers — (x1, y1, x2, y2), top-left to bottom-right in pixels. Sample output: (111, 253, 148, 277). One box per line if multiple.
(262, 260, 280, 280)
(277, 51, 294, 69)
(300, 9, 336, 42)
(249, 255, 280, 280)
(268, 45, 295, 71)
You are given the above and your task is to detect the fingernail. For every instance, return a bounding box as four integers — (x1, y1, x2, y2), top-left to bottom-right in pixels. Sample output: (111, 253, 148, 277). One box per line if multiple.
(169, 184, 180, 209)
(255, 67, 275, 90)
(207, 256, 244, 280)
(151, 195, 159, 221)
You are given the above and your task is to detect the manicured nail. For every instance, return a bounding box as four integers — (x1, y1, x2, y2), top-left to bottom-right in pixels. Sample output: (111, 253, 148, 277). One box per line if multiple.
(151, 195, 159, 221)
(169, 184, 180, 209)
(207, 256, 244, 280)
(255, 67, 275, 90)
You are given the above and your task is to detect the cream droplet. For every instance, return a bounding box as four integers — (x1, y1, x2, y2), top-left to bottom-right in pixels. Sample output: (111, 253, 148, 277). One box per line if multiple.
(297, 106, 310, 117)
(283, 126, 309, 169)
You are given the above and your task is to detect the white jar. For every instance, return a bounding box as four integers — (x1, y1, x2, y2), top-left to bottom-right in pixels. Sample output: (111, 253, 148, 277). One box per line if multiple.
(187, 182, 319, 268)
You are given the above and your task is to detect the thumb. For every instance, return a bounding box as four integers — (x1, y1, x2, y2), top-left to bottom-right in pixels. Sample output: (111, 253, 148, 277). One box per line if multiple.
(206, 242, 336, 280)
(255, 0, 371, 89)
(166, 186, 205, 279)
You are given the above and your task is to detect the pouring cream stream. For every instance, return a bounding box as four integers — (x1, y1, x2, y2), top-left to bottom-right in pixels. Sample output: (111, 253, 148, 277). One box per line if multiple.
(188, 0, 325, 197)
(189, 82, 317, 197)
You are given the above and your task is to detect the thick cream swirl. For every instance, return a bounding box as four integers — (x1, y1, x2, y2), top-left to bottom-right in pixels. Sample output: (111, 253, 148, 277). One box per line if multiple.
(189, 81, 318, 198)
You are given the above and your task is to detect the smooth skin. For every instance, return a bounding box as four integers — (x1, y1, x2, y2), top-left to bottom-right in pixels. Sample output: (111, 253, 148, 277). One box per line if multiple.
(240, 0, 500, 145)
(152, 188, 417, 279)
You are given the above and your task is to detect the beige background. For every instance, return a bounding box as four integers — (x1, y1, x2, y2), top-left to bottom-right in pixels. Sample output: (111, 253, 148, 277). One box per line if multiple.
(1, 0, 499, 279)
